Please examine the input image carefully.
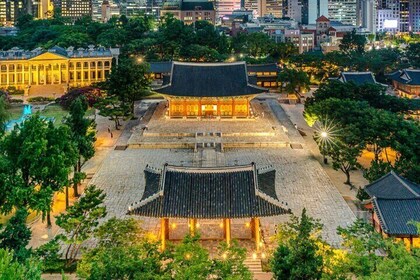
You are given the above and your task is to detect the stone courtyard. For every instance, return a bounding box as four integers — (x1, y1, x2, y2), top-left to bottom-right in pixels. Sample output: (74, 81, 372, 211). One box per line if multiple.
(89, 99, 355, 251)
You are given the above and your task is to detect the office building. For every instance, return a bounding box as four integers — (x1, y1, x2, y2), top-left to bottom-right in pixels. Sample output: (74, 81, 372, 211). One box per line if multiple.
(358, 0, 376, 32)
(215, 0, 241, 19)
(54, 0, 93, 22)
(161, 0, 216, 24)
(328, 0, 357, 26)
(301, 0, 328, 24)
(409, 0, 420, 33)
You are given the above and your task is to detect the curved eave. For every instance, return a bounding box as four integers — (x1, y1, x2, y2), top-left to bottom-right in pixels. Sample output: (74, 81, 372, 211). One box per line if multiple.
(153, 84, 268, 97)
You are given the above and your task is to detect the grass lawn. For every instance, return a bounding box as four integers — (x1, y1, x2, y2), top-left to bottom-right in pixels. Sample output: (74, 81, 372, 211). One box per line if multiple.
(41, 104, 69, 125)
(6, 106, 24, 120)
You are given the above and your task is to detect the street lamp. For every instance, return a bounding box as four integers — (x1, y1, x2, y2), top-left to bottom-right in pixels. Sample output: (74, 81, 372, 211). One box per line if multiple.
(320, 131, 328, 164)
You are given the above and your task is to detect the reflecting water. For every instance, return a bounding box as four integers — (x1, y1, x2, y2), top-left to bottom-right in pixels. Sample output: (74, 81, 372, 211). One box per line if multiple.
(4, 104, 55, 131)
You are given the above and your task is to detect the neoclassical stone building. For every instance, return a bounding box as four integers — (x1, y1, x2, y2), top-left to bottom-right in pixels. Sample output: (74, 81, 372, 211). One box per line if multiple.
(0, 45, 119, 95)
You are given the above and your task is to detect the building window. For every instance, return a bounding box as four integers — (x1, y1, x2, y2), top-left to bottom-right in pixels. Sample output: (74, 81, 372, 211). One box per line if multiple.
(104, 61, 110, 67)
(84, 62, 88, 68)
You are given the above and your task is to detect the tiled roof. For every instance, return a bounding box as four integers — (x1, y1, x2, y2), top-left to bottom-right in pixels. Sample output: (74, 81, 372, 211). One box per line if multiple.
(148, 61, 172, 73)
(316, 15, 330, 22)
(372, 197, 420, 235)
(339, 72, 377, 85)
(388, 69, 420, 85)
(154, 62, 268, 97)
(129, 163, 290, 219)
(365, 171, 420, 199)
(246, 63, 279, 73)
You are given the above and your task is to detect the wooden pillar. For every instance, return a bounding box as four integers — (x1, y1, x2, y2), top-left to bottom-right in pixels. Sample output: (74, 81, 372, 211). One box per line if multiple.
(246, 97, 250, 117)
(231, 97, 235, 117)
(160, 218, 169, 250)
(189, 218, 197, 236)
(225, 219, 231, 246)
(198, 98, 202, 116)
(254, 217, 261, 252)
(217, 98, 221, 116)
(184, 99, 187, 117)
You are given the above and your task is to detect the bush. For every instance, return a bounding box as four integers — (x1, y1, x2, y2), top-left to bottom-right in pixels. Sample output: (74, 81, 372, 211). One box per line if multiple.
(10, 98, 24, 103)
(6, 86, 24, 95)
(58, 87, 104, 109)
(27, 96, 55, 103)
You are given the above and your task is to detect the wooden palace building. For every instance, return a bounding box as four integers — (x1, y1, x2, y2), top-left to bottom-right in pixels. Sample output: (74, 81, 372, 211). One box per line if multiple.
(128, 163, 290, 250)
(154, 62, 268, 118)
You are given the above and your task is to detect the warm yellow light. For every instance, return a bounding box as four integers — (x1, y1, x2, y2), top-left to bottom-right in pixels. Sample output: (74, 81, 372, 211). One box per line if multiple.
(321, 131, 328, 138)
(219, 222, 224, 228)
(185, 253, 191, 260)
(222, 253, 227, 259)
(137, 57, 144, 63)
(252, 252, 257, 260)
(245, 222, 250, 228)
(171, 223, 177, 229)
(196, 223, 200, 228)
(261, 252, 266, 259)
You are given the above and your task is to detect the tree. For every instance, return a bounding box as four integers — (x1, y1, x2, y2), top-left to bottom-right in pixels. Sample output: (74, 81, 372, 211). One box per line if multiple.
(56, 185, 106, 265)
(95, 95, 129, 129)
(339, 30, 367, 54)
(0, 95, 9, 136)
(0, 116, 77, 227)
(406, 42, 420, 68)
(77, 217, 163, 279)
(104, 58, 150, 116)
(270, 42, 299, 63)
(212, 241, 252, 280)
(271, 209, 324, 280)
(64, 97, 96, 199)
(0, 249, 42, 280)
(0, 209, 31, 262)
(278, 67, 310, 94)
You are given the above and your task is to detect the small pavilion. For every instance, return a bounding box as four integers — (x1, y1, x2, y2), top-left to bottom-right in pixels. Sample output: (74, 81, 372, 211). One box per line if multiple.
(128, 163, 290, 251)
(154, 62, 268, 118)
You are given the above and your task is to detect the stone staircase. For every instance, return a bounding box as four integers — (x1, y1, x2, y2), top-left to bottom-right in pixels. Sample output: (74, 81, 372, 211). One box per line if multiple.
(244, 257, 274, 280)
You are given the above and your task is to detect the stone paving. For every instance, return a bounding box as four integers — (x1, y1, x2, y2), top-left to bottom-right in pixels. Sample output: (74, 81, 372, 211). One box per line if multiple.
(87, 99, 356, 251)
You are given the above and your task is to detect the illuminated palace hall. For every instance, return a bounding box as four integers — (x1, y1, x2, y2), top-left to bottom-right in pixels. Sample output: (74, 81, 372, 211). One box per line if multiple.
(0, 45, 119, 95)
(154, 62, 268, 118)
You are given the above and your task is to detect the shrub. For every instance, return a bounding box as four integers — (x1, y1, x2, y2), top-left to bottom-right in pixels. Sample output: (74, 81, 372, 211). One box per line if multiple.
(27, 96, 55, 103)
(6, 86, 24, 95)
(58, 87, 104, 109)
(10, 98, 24, 103)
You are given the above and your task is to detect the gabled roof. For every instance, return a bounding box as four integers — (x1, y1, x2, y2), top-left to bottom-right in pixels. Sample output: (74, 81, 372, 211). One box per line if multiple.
(365, 171, 420, 199)
(316, 15, 330, 22)
(372, 197, 420, 235)
(388, 69, 420, 85)
(338, 72, 377, 86)
(154, 62, 268, 97)
(128, 163, 290, 219)
(246, 63, 279, 73)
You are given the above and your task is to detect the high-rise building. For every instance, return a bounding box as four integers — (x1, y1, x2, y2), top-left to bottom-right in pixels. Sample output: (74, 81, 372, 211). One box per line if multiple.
(376, 8, 399, 32)
(328, 0, 357, 26)
(53, 0, 93, 22)
(0, 0, 25, 25)
(301, 0, 327, 24)
(215, 0, 241, 19)
(400, 0, 409, 32)
(283, 0, 301, 22)
(409, 0, 420, 32)
(244, 0, 282, 17)
(357, 0, 376, 32)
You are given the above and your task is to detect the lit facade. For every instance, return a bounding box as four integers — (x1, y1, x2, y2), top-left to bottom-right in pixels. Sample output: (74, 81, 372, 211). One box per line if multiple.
(409, 0, 420, 33)
(161, 0, 216, 24)
(388, 69, 420, 99)
(328, 0, 357, 26)
(154, 62, 268, 118)
(54, 0, 93, 22)
(0, 45, 119, 95)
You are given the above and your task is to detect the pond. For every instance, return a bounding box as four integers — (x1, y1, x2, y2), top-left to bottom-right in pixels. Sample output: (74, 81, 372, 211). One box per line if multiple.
(5, 104, 55, 131)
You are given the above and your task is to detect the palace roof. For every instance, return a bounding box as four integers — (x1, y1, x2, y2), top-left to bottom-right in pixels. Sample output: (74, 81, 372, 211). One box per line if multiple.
(148, 61, 172, 73)
(372, 197, 420, 235)
(128, 163, 290, 219)
(338, 72, 378, 86)
(388, 69, 420, 85)
(0, 45, 118, 61)
(246, 63, 279, 73)
(154, 62, 268, 97)
(365, 171, 420, 199)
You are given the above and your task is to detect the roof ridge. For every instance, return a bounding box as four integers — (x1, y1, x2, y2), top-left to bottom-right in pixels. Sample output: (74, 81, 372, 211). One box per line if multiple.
(165, 164, 254, 173)
(364, 172, 392, 190)
(391, 171, 420, 197)
(256, 189, 290, 212)
(173, 61, 245, 67)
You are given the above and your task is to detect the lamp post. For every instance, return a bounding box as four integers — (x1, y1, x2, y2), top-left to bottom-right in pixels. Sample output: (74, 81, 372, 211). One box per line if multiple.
(320, 131, 328, 164)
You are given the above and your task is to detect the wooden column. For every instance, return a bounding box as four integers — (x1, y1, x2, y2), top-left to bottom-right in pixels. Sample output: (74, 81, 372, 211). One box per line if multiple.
(225, 219, 231, 246)
(254, 217, 261, 252)
(161, 218, 169, 250)
(217, 98, 221, 116)
(231, 97, 235, 117)
(198, 98, 202, 116)
(183, 99, 187, 117)
(189, 218, 197, 236)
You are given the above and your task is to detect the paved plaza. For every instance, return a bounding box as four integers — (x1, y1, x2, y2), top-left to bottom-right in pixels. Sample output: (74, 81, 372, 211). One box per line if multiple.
(89, 99, 355, 248)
